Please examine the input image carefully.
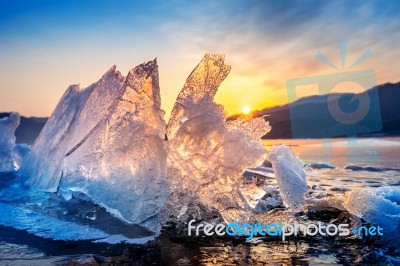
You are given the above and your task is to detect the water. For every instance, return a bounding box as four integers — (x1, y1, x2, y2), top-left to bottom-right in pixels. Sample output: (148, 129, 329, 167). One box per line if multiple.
(264, 137, 400, 190)
(264, 137, 400, 169)
(1, 137, 399, 265)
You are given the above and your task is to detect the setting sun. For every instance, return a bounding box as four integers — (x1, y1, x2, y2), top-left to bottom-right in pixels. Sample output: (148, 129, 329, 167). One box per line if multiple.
(241, 106, 251, 115)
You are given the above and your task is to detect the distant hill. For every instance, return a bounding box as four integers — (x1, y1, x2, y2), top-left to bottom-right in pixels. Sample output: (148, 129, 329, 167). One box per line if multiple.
(232, 82, 400, 139)
(0, 113, 47, 145)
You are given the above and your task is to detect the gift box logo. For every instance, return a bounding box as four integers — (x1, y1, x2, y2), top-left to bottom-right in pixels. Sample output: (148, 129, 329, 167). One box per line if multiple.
(286, 41, 382, 139)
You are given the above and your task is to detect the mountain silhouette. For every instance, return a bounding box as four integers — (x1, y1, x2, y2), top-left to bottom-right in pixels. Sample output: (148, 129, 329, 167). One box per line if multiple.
(232, 81, 400, 139)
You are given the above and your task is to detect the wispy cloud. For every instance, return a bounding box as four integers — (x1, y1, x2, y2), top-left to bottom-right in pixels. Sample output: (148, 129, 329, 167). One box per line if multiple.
(0, 0, 399, 116)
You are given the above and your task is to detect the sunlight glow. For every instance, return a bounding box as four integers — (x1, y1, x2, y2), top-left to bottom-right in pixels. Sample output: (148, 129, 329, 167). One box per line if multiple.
(241, 106, 251, 115)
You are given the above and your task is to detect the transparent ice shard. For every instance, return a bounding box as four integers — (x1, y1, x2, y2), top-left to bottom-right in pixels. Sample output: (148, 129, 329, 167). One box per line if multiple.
(164, 54, 270, 223)
(17, 54, 273, 237)
(21, 61, 168, 233)
(268, 145, 307, 213)
(0, 112, 21, 172)
(20, 66, 124, 191)
(60, 60, 168, 232)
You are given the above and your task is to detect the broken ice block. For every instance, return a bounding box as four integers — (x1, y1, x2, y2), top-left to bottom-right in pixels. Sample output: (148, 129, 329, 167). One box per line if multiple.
(20, 66, 125, 191)
(165, 54, 270, 223)
(19, 54, 271, 233)
(60, 60, 168, 232)
(20, 61, 169, 233)
(268, 145, 307, 213)
(0, 112, 21, 172)
(343, 186, 400, 240)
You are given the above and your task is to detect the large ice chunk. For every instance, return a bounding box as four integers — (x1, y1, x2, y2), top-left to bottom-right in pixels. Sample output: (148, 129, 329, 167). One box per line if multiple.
(19, 54, 271, 233)
(21, 61, 169, 232)
(0, 112, 20, 172)
(20, 66, 124, 191)
(60, 60, 168, 232)
(343, 186, 400, 240)
(165, 54, 270, 223)
(267, 145, 307, 213)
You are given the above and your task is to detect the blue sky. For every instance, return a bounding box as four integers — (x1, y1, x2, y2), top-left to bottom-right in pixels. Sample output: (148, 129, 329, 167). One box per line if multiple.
(1, 0, 399, 117)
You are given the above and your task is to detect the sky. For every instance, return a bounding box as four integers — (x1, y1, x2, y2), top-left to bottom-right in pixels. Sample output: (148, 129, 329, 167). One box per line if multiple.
(0, 0, 399, 118)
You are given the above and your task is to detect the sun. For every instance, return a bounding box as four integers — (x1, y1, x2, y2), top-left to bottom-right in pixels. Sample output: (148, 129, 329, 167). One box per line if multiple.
(241, 106, 251, 115)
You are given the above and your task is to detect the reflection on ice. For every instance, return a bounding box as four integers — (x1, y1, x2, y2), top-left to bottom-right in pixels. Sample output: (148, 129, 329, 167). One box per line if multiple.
(0, 172, 155, 243)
